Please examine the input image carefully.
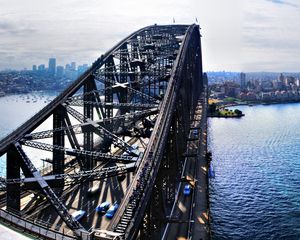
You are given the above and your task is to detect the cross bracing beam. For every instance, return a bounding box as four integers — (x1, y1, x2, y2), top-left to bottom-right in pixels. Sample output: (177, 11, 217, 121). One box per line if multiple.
(83, 120, 137, 156)
(63, 106, 146, 155)
(14, 142, 88, 237)
(64, 104, 86, 123)
(94, 72, 170, 84)
(21, 140, 137, 163)
(24, 109, 158, 140)
(68, 85, 160, 104)
(0, 163, 136, 191)
(24, 125, 81, 140)
(93, 61, 174, 74)
(126, 86, 160, 104)
(66, 100, 158, 110)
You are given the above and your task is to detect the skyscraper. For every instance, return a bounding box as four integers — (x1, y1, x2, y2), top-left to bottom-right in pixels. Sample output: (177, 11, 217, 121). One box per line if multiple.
(279, 73, 284, 83)
(240, 72, 246, 90)
(71, 62, 76, 71)
(32, 65, 37, 71)
(56, 66, 64, 78)
(48, 58, 56, 76)
(38, 64, 45, 72)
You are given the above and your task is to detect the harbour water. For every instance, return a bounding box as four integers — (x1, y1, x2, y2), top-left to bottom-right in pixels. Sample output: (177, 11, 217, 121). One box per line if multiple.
(208, 104, 300, 239)
(0, 92, 57, 175)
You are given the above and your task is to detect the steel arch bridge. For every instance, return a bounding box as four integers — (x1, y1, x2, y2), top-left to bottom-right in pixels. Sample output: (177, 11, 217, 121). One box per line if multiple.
(0, 24, 206, 239)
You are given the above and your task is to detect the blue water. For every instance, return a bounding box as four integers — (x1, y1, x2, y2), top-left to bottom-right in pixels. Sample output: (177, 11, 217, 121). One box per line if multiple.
(209, 104, 300, 240)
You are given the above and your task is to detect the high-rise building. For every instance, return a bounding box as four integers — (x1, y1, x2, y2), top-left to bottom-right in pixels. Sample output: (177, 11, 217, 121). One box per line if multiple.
(48, 58, 56, 76)
(32, 65, 37, 71)
(38, 64, 45, 72)
(240, 72, 246, 90)
(279, 73, 284, 83)
(56, 66, 64, 78)
(71, 62, 76, 71)
(77, 64, 89, 75)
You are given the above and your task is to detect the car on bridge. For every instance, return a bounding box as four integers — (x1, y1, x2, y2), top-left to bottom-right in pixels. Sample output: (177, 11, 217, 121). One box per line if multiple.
(193, 129, 199, 137)
(96, 202, 110, 213)
(183, 184, 191, 196)
(71, 210, 86, 221)
(105, 202, 119, 219)
(117, 174, 126, 182)
(87, 185, 100, 196)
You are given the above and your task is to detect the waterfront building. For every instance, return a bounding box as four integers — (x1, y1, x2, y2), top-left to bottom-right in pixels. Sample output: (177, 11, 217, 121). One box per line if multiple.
(239, 91, 257, 101)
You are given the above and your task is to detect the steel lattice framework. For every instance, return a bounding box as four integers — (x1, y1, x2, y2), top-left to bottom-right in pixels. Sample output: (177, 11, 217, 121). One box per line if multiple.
(0, 24, 203, 239)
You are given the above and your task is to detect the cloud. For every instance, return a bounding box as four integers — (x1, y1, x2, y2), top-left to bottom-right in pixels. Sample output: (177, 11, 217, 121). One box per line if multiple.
(0, 0, 300, 72)
(266, 0, 299, 8)
(0, 20, 36, 36)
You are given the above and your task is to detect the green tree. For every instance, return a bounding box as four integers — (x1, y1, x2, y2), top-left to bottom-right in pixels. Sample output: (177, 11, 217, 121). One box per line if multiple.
(234, 109, 243, 116)
(209, 103, 217, 114)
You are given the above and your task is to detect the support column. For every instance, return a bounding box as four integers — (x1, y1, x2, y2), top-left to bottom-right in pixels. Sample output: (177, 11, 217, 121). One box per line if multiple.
(6, 147, 21, 214)
(105, 56, 114, 119)
(84, 77, 94, 170)
(53, 106, 65, 174)
(119, 44, 128, 111)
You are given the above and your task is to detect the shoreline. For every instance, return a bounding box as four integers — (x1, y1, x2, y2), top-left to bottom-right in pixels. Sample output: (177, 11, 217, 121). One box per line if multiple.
(207, 114, 245, 118)
(220, 100, 300, 108)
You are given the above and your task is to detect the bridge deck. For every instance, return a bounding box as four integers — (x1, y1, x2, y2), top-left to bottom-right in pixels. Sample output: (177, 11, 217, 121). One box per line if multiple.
(191, 91, 209, 239)
(163, 90, 209, 240)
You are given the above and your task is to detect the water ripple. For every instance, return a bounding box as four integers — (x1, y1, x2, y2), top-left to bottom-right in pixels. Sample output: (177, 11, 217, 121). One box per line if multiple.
(209, 104, 300, 240)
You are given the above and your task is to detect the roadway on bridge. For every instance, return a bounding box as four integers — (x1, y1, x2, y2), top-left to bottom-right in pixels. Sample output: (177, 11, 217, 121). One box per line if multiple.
(19, 137, 147, 236)
(163, 93, 209, 240)
(21, 166, 132, 236)
(191, 92, 209, 239)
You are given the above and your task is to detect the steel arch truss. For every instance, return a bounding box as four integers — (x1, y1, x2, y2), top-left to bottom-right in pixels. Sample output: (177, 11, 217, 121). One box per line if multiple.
(0, 24, 200, 238)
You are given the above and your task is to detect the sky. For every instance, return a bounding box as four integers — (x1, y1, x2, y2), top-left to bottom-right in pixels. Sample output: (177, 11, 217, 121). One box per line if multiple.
(0, 0, 300, 72)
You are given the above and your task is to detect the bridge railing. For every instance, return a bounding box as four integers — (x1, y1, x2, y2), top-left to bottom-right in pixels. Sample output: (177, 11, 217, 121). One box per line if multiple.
(0, 209, 78, 240)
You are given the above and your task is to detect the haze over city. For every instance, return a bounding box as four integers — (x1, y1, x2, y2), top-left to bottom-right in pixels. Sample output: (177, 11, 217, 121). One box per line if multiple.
(0, 0, 300, 72)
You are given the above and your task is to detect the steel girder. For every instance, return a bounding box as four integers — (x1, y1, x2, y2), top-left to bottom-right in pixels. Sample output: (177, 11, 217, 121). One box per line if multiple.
(21, 140, 138, 163)
(108, 24, 203, 239)
(14, 143, 88, 237)
(0, 163, 136, 191)
(23, 108, 158, 141)
(0, 24, 200, 239)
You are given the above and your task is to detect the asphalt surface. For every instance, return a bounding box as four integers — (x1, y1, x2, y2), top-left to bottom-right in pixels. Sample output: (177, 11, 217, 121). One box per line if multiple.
(163, 94, 209, 240)
(19, 138, 147, 237)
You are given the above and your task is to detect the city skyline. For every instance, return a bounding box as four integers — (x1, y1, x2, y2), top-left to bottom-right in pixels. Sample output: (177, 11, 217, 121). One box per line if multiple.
(0, 0, 300, 72)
